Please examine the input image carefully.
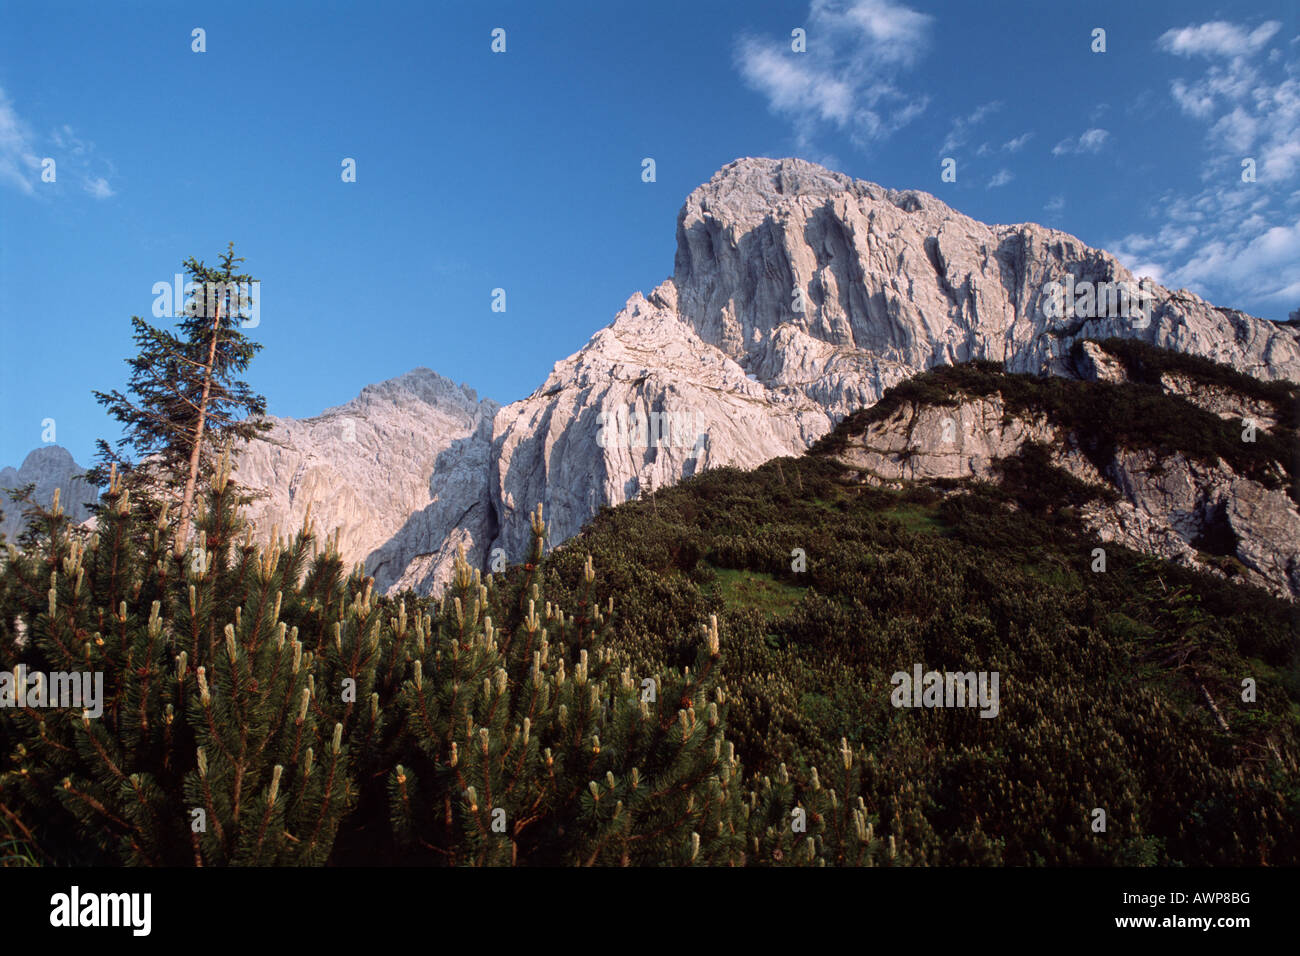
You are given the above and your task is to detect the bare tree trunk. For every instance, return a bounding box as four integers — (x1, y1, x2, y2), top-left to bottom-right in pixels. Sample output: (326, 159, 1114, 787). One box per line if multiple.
(175, 294, 222, 552)
(1198, 680, 1231, 733)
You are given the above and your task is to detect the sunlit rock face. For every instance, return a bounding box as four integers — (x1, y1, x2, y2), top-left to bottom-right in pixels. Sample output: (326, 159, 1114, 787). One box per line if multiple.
(233, 157, 1300, 594)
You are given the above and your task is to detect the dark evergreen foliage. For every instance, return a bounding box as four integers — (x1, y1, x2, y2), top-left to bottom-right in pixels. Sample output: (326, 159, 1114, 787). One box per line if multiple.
(87, 244, 271, 528)
(3, 340, 1295, 866)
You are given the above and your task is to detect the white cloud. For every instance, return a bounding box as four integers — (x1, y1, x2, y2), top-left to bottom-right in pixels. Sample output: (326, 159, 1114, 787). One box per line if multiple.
(1209, 106, 1258, 152)
(830, 0, 933, 56)
(1262, 135, 1300, 182)
(987, 169, 1013, 189)
(738, 41, 853, 124)
(1169, 56, 1261, 120)
(1002, 132, 1033, 152)
(1051, 128, 1110, 156)
(1113, 18, 1300, 314)
(1043, 195, 1065, 216)
(1109, 185, 1300, 308)
(84, 176, 115, 199)
(1157, 20, 1281, 58)
(938, 100, 1001, 155)
(1078, 129, 1110, 152)
(0, 87, 40, 195)
(1170, 78, 1216, 118)
(735, 0, 932, 152)
(1167, 217, 1300, 302)
(1255, 78, 1300, 181)
(0, 89, 115, 200)
(1158, 19, 1296, 184)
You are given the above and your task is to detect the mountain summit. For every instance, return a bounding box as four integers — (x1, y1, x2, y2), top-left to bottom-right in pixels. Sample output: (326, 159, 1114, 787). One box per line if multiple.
(0, 446, 98, 541)
(233, 157, 1300, 594)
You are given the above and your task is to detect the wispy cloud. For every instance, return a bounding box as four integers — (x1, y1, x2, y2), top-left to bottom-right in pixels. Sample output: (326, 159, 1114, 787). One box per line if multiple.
(938, 100, 1001, 155)
(1112, 194, 1300, 303)
(0, 89, 116, 199)
(1051, 128, 1110, 156)
(735, 0, 933, 153)
(1156, 18, 1298, 182)
(84, 176, 115, 199)
(1002, 132, 1033, 152)
(987, 169, 1013, 189)
(1107, 19, 1299, 309)
(0, 87, 41, 195)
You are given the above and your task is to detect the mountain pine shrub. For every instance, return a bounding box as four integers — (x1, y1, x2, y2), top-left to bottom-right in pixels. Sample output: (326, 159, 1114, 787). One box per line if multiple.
(1, 452, 860, 866)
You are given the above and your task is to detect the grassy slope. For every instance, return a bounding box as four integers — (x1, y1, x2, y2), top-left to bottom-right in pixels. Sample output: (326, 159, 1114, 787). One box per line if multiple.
(519, 350, 1300, 865)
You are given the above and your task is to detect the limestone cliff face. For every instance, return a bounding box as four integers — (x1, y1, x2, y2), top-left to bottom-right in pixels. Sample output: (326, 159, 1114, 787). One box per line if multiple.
(486, 293, 830, 563)
(829, 350, 1300, 600)
(228, 157, 1300, 595)
(232, 369, 498, 594)
(484, 158, 1297, 585)
(671, 157, 1299, 401)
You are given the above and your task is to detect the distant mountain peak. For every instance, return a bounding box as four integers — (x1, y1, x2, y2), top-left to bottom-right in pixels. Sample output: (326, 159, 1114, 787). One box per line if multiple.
(0, 445, 98, 542)
(18, 444, 78, 470)
(308, 367, 496, 424)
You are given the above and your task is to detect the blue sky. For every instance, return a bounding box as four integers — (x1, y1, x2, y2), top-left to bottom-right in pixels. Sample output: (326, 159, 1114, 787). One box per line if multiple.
(2, 0, 1297, 469)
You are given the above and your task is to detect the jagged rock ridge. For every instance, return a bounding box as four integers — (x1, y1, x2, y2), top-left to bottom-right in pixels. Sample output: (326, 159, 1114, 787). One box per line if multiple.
(232, 157, 1300, 595)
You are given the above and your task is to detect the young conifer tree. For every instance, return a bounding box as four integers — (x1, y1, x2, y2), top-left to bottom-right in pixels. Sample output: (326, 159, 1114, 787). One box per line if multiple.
(88, 243, 270, 549)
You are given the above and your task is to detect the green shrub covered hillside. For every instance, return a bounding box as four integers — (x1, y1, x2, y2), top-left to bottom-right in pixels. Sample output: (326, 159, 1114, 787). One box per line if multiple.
(2, 349, 1298, 866)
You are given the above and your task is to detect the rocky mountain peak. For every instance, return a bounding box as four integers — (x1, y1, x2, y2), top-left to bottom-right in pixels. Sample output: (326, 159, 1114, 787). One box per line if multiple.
(0, 445, 98, 542)
(673, 157, 1300, 398)
(341, 367, 488, 419)
(232, 365, 500, 594)
(683, 157, 856, 218)
(15, 445, 80, 475)
(230, 157, 1300, 597)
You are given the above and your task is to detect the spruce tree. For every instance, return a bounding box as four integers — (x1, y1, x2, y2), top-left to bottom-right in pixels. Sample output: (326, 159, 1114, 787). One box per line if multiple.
(88, 243, 269, 548)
